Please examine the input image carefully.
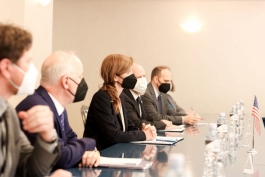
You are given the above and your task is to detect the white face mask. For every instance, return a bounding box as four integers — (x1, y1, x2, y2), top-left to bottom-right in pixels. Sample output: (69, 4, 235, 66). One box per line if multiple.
(8, 62, 38, 95)
(133, 77, 147, 94)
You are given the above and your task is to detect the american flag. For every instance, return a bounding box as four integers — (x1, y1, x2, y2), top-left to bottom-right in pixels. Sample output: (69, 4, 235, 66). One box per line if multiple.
(252, 96, 261, 136)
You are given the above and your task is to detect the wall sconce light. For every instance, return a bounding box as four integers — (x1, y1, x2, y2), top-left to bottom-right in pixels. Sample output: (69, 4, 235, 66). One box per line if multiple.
(181, 20, 202, 33)
(35, 0, 51, 6)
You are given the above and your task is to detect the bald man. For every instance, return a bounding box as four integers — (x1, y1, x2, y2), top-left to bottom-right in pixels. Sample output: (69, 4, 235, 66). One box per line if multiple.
(122, 63, 181, 130)
(16, 51, 100, 169)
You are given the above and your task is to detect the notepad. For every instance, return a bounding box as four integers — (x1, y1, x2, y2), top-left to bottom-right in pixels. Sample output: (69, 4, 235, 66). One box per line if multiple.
(130, 136, 184, 145)
(99, 157, 152, 170)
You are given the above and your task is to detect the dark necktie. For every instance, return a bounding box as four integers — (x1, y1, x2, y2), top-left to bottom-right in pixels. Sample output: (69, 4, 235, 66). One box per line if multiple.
(60, 113, 65, 131)
(136, 96, 141, 105)
(136, 96, 142, 118)
(157, 95, 162, 114)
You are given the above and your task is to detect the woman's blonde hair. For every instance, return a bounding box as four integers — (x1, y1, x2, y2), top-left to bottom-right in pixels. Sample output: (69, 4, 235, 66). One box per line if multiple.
(100, 54, 133, 114)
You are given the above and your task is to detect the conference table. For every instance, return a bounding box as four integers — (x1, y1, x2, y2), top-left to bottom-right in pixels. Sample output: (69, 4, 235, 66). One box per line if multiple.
(67, 114, 265, 177)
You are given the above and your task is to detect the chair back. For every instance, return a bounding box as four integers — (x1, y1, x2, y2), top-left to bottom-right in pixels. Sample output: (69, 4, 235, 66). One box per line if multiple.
(81, 105, 89, 126)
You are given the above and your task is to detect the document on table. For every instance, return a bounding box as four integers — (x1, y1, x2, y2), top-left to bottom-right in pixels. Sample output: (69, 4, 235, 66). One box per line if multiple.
(130, 136, 184, 145)
(157, 127, 185, 132)
(99, 157, 152, 170)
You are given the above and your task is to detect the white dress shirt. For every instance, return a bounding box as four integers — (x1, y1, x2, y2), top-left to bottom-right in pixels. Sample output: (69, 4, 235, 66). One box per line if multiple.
(48, 93, 65, 116)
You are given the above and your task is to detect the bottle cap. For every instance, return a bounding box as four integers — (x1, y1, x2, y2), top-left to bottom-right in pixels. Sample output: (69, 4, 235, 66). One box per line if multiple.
(220, 112, 225, 116)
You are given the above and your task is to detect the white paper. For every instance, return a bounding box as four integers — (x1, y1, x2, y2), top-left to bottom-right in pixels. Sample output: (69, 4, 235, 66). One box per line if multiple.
(99, 157, 142, 166)
(98, 157, 153, 170)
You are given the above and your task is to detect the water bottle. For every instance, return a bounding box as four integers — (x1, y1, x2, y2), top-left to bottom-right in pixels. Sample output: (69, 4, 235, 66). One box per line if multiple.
(235, 102, 240, 112)
(229, 106, 237, 117)
(166, 153, 186, 177)
(216, 113, 228, 172)
(203, 123, 220, 177)
(229, 106, 238, 134)
(239, 102, 245, 131)
(240, 106, 244, 118)
(217, 112, 228, 134)
(228, 106, 238, 166)
(217, 113, 228, 154)
(239, 100, 244, 110)
(238, 109, 244, 138)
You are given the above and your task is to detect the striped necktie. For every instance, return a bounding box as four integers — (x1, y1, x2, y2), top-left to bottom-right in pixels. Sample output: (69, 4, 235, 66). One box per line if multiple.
(157, 95, 162, 114)
(60, 113, 65, 131)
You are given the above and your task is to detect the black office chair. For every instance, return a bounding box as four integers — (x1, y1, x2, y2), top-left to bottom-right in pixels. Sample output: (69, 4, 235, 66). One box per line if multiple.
(81, 105, 88, 126)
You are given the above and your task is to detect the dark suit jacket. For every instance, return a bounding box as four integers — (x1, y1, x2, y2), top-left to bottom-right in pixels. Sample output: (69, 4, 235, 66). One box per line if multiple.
(142, 83, 186, 125)
(122, 89, 166, 130)
(83, 89, 146, 151)
(16, 86, 96, 169)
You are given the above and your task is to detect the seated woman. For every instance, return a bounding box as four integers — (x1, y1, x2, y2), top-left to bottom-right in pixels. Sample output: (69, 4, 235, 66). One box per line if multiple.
(83, 54, 156, 150)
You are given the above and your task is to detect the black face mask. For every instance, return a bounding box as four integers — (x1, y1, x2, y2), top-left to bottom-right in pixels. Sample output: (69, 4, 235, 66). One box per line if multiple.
(118, 74, 137, 89)
(68, 77, 88, 102)
(158, 82, 171, 94)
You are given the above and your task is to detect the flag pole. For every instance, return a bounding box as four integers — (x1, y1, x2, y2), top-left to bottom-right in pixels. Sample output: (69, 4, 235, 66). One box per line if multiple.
(252, 117, 255, 150)
(249, 113, 257, 154)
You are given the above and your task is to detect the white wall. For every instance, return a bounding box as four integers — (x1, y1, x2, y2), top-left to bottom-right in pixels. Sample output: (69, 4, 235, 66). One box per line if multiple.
(0, 0, 53, 107)
(53, 0, 265, 138)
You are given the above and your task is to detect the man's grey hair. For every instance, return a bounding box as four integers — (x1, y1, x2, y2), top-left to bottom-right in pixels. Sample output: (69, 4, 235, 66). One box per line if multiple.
(41, 51, 81, 85)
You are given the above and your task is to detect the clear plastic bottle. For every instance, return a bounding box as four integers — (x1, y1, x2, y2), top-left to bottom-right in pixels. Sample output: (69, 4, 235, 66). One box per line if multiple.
(235, 102, 240, 112)
(216, 112, 228, 174)
(228, 106, 239, 166)
(229, 106, 237, 117)
(239, 100, 244, 110)
(203, 123, 220, 177)
(217, 112, 228, 134)
(238, 109, 244, 138)
(217, 113, 228, 156)
(229, 106, 238, 134)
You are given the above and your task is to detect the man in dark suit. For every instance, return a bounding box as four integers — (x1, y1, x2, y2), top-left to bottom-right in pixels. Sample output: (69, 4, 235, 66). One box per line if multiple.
(16, 51, 100, 169)
(142, 66, 202, 125)
(122, 63, 182, 130)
